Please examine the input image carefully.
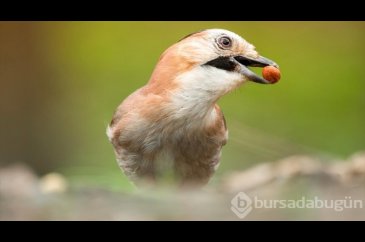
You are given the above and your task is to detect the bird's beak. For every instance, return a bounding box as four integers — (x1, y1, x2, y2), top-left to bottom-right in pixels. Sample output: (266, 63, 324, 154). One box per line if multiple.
(233, 55, 279, 84)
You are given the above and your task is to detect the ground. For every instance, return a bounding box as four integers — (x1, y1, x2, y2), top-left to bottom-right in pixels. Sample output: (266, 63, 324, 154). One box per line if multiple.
(1, 153, 365, 220)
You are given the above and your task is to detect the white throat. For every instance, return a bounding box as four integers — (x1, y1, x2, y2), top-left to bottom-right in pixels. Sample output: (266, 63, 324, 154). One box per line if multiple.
(168, 66, 243, 126)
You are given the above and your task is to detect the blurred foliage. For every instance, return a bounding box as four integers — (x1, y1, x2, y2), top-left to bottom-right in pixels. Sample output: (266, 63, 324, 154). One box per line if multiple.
(0, 22, 364, 191)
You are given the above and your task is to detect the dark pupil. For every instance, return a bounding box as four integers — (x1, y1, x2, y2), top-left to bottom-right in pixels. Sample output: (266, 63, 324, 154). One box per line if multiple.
(222, 38, 230, 45)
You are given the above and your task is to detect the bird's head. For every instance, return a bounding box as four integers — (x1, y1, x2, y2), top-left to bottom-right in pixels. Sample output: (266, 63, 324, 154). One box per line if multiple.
(148, 29, 279, 99)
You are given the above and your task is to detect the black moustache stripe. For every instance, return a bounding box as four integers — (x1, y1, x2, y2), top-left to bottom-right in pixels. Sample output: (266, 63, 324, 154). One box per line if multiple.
(203, 56, 237, 72)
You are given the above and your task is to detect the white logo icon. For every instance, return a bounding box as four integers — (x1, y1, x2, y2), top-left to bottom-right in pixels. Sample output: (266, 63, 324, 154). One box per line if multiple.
(231, 192, 253, 219)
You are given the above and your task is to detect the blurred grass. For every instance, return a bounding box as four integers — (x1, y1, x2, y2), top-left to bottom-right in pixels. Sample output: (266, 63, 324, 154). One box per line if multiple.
(2, 22, 364, 191)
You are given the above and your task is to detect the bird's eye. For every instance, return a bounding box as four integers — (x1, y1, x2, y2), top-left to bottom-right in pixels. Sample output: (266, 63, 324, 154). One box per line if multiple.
(217, 36, 232, 49)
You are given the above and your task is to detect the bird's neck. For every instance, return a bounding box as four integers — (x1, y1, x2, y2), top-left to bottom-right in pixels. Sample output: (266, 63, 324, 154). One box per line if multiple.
(167, 66, 242, 128)
(169, 90, 217, 128)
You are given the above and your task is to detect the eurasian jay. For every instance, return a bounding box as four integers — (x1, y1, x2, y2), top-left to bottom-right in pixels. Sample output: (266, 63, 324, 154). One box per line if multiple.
(107, 29, 279, 187)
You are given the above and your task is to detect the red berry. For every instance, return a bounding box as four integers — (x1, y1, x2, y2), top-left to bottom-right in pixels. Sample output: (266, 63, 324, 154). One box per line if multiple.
(262, 66, 281, 83)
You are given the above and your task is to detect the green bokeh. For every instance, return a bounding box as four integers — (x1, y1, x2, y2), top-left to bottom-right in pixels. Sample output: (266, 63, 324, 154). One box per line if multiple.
(8, 21, 364, 191)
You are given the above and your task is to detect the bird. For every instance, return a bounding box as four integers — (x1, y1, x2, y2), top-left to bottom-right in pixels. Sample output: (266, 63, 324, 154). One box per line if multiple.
(107, 29, 279, 188)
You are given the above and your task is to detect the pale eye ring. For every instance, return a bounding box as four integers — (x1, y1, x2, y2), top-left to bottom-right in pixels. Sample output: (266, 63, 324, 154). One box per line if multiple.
(217, 36, 232, 49)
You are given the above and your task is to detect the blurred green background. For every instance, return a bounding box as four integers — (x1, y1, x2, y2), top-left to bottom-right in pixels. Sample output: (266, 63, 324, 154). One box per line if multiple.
(1, 21, 364, 191)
